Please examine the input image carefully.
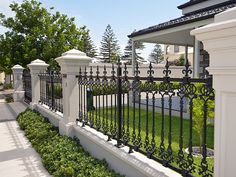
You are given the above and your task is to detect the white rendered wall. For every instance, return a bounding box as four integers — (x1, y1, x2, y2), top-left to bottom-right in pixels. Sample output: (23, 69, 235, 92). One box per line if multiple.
(191, 7, 236, 177)
(74, 123, 181, 177)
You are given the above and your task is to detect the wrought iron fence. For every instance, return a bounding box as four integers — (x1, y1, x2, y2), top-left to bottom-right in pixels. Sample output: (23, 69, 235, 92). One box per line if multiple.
(23, 69, 32, 104)
(77, 59, 215, 177)
(39, 70, 63, 113)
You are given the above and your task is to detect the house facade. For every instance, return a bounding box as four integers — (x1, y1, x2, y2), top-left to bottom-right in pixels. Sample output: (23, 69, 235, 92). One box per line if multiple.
(164, 45, 193, 65)
(128, 0, 236, 78)
(0, 72, 5, 84)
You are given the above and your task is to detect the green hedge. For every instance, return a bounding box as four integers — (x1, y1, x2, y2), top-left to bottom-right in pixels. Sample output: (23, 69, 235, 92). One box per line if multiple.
(3, 83, 13, 90)
(5, 94, 13, 103)
(17, 110, 122, 177)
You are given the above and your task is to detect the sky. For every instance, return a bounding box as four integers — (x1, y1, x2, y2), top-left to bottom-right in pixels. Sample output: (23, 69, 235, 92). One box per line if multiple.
(0, 0, 187, 59)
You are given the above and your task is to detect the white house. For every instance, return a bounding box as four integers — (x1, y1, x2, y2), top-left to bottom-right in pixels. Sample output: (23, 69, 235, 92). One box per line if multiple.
(128, 0, 236, 78)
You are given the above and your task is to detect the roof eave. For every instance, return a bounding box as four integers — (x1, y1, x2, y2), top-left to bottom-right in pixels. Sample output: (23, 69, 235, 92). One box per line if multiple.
(128, 15, 214, 38)
(177, 0, 207, 9)
(128, 1, 236, 38)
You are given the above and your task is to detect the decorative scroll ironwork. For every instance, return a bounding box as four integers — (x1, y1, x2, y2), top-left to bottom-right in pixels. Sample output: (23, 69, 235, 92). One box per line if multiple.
(23, 69, 32, 104)
(39, 70, 63, 113)
(77, 61, 215, 177)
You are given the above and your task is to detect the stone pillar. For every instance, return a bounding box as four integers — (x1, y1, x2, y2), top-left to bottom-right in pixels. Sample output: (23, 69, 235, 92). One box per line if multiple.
(27, 59, 49, 108)
(191, 7, 236, 177)
(12, 64, 24, 102)
(56, 49, 91, 136)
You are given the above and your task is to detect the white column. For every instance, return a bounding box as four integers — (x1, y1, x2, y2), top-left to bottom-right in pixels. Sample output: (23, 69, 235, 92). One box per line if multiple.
(28, 59, 49, 108)
(132, 39, 136, 75)
(193, 37, 200, 78)
(56, 49, 91, 136)
(184, 45, 188, 64)
(12, 64, 24, 102)
(191, 7, 236, 177)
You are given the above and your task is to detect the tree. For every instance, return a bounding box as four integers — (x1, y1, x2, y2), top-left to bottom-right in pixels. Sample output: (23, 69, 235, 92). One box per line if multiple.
(100, 24, 120, 63)
(149, 44, 164, 64)
(122, 37, 145, 64)
(0, 0, 95, 71)
(80, 27, 97, 58)
(173, 54, 185, 66)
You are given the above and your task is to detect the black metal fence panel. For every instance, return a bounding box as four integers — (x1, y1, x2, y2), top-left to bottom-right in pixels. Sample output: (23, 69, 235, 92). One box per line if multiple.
(23, 69, 32, 104)
(77, 59, 215, 177)
(39, 70, 63, 113)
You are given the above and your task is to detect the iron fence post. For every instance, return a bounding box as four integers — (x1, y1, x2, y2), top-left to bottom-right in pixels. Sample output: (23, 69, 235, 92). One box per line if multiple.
(50, 70, 55, 110)
(116, 61, 122, 147)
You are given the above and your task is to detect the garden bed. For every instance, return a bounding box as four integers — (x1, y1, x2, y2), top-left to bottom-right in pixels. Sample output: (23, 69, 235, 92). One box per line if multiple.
(17, 110, 122, 177)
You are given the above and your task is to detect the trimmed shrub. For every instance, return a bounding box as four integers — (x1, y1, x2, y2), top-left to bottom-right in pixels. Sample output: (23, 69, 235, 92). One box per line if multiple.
(5, 94, 13, 103)
(3, 83, 13, 90)
(17, 110, 122, 177)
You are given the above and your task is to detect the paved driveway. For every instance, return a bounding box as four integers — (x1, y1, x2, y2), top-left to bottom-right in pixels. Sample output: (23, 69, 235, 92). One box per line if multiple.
(0, 99, 51, 177)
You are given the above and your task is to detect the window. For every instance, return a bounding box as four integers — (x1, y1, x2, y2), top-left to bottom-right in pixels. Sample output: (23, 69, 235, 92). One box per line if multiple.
(174, 45, 179, 53)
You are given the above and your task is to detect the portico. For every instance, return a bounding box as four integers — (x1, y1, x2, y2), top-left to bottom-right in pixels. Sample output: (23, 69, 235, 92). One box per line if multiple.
(128, 0, 236, 78)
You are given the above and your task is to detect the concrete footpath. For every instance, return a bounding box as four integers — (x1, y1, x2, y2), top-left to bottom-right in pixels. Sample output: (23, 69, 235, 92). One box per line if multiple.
(0, 95, 50, 176)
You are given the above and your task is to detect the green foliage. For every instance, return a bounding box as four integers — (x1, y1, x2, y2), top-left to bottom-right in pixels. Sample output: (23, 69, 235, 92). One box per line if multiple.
(122, 35, 145, 64)
(90, 81, 215, 155)
(3, 83, 13, 90)
(80, 27, 97, 58)
(0, 0, 95, 71)
(17, 110, 122, 177)
(173, 54, 185, 66)
(100, 24, 120, 63)
(149, 44, 164, 64)
(192, 84, 214, 152)
(54, 84, 63, 99)
(48, 84, 63, 99)
(5, 94, 14, 103)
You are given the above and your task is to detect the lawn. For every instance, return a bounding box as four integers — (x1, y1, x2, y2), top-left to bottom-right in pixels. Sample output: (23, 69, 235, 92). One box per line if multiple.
(87, 106, 214, 177)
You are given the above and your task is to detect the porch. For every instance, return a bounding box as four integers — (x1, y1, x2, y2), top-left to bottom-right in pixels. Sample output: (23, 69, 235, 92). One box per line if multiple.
(128, 0, 236, 78)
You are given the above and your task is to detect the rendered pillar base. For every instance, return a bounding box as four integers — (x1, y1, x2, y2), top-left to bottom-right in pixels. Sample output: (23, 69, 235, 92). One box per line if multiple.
(29, 102, 38, 110)
(13, 91, 25, 102)
(191, 7, 236, 177)
(59, 120, 75, 137)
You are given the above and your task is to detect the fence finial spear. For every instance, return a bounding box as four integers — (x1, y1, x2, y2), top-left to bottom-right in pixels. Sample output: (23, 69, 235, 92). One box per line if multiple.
(163, 58, 171, 78)
(182, 58, 192, 79)
(148, 62, 154, 76)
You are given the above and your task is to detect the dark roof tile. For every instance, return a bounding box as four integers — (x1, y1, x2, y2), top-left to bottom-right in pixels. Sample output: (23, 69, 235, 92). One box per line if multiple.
(128, 2, 236, 38)
(178, 0, 208, 9)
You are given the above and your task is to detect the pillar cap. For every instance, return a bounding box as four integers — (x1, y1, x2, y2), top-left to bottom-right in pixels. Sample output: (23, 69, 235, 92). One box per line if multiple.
(56, 49, 91, 74)
(27, 59, 49, 67)
(56, 49, 92, 63)
(62, 49, 87, 57)
(12, 64, 24, 70)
